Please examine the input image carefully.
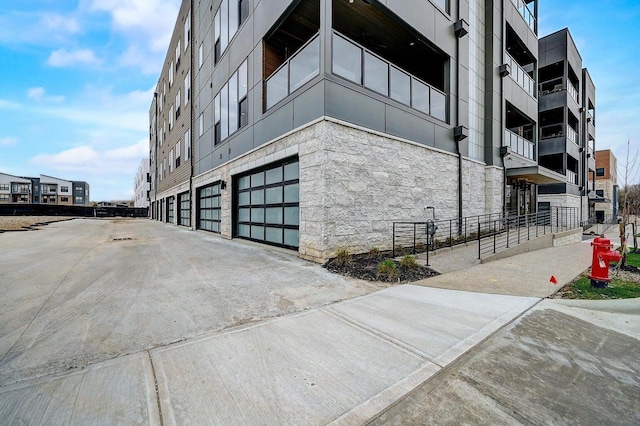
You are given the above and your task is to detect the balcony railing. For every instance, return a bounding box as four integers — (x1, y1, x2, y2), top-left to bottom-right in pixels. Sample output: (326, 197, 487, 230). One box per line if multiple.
(567, 126, 577, 145)
(510, 0, 536, 32)
(505, 129, 535, 160)
(568, 83, 579, 103)
(504, 53, 535, 97)
(567, 170, 578, 185)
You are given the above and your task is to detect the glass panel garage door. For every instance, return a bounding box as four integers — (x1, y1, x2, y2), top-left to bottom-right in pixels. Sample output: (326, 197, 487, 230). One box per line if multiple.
(179, 192, 190, 227)
(198, 183, 221, 233)
(167, 196, 175, 223)
(235, 158, 299, 249)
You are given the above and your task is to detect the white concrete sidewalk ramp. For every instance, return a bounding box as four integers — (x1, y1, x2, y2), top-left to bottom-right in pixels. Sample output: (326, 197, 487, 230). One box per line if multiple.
(0, 285, 538, 425)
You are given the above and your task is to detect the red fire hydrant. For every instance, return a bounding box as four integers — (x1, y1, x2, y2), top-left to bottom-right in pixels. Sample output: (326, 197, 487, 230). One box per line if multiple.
(588, 237, 621, 288)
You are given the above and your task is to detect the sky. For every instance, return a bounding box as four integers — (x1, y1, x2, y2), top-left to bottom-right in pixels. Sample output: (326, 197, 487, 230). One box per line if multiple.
(0, 1, 639, 201)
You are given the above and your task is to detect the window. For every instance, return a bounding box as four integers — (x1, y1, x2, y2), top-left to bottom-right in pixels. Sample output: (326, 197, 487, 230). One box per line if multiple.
(175, 40, 181, 69)
(0, 194, 8, 201)
(213, 0, 248, 65)
(184, 71, 191, 105)
(214, 58, 248, 145)
(61, 196, 69, 202)
(75, 186, 83, 193)
(60, 186, 69, 192)
(184, 11, 190, 49)
(184, 128, 191, 160)
(176, 90, 181, 118)
(169, 61, 174, 86)
(198, 113, 204, 136)
(169, 149, 174, 173)
(198, 43, 203, 69)
(75, 196, 83, 203)
(13, 183, 30, 193)
(596, 168, 605, 177)
(0, 184, 9, 191)
(596, 190, 604, 197)
(167, 196, 175, 223)
(169, 105, 174, 129)
(176, 140, 181, 168)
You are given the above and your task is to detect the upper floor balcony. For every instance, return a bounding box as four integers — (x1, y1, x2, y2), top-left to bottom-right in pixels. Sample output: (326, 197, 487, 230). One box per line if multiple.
(505, 128, 535, 161)
(510, 0, 536, 33)
(504, 52, 535, 98)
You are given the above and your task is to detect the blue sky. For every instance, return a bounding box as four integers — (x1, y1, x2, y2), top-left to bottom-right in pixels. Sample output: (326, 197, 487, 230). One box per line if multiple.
(0, 1, 639, 201)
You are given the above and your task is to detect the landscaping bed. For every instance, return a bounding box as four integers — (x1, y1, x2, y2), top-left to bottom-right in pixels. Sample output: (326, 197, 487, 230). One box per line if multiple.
(324, 249, 439, 283)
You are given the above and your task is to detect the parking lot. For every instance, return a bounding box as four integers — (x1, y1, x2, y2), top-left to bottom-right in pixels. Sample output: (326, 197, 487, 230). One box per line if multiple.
(0, 218, 387, 386)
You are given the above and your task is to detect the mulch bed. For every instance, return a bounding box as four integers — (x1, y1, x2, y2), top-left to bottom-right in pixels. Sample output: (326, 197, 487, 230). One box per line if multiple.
(323, 251, 439, 283)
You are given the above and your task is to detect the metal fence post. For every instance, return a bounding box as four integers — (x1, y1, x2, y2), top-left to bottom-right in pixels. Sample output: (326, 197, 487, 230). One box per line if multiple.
(413, 224, 416, 255)
(392, 223, 396, 257)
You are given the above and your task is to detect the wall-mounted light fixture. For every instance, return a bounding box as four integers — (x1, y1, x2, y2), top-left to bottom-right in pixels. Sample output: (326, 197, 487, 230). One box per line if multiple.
(220, 180, 227, 190)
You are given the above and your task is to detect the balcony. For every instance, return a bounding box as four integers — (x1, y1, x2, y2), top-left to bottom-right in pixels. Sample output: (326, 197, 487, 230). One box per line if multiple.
(505, 129, 535, 160)
(566, 126, 577, 145)
(567, 82, 578, 104)
(510, 0, 536, 32)
(504, 53, 535, 98)
(566, 170, 578, 185)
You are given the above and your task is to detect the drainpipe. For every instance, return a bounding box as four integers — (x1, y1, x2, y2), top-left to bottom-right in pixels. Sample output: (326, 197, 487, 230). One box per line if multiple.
(154, 91, 159, 220)
(453, 2, 468, 231)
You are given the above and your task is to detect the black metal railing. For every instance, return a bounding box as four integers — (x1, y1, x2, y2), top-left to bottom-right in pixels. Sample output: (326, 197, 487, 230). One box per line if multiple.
(393, 207, 581, 261)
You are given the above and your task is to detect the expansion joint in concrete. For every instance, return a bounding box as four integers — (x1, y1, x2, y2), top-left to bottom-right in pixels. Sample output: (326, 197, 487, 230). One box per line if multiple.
(147, 351, 164, 426)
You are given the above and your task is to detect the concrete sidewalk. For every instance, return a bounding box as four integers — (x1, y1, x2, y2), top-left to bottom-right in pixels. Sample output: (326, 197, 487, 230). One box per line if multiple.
(1, 221, 638, 424)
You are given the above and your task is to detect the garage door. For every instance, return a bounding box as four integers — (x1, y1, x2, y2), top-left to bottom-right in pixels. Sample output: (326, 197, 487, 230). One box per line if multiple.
(235, 158, 299, 249)
(197, 183, 221, 232)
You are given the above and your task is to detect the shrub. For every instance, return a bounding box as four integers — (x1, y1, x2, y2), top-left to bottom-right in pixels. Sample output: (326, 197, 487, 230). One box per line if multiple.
(333, 247, 352, 265)
(400, 255, 419, 269)
(368, 246, 380, 257)
(394, 245, 405, 255)
(377, 259, 398, 281)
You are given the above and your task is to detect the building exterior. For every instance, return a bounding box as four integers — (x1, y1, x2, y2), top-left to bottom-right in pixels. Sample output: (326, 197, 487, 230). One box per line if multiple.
(149, 0, 595, 262)
(594, 149, 618, 222)
(536, 28, 596, 223)
(134, 159, 151, 208)
(0, 172, 90, 205)
(149, 0, 193, 226)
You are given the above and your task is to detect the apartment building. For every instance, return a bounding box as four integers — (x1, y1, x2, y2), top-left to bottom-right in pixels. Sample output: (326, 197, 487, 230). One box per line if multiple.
(150, 0, 593, 262)
(0, 172, 90, 205)
(594, 149, 618, 222)
(536, 28, 596, 222)
(134, 159, 150, 208)
(149, 0, 193, 226)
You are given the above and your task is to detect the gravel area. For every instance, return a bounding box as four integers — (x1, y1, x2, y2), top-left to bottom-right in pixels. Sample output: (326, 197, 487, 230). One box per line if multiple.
(0, 216, 76, 231)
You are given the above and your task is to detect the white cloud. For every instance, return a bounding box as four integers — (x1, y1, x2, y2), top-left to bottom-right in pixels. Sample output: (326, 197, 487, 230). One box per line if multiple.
(0, 99, 21, 110)
(30, 139, 148, 177)
(85, 0, 180, 73)
(0, 11, 81, 46)
(0, 137, 18, 147)
(47, 48, 100, 67)
(27, 87, 65, 102)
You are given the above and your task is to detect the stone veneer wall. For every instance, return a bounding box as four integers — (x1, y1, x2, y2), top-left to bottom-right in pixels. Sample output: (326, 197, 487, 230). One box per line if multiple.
(484, 166, 504, 214)
(190, 118, 494, 263)
(537, 193, 584, 222)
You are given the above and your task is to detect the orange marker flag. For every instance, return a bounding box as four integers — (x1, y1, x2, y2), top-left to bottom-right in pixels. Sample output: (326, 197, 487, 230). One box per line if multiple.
(550, 275, 558, 285)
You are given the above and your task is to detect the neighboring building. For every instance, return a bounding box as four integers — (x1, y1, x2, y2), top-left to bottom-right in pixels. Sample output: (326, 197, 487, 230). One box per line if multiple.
(150, 0, 594, 262)
(0, 172, 89, 206)
(134, 159, 150, 208)
(536, 28, 596, 223)
(594, 149, 618, 222)
(149, 0, 193, 226)
(0, 172, 32, 204)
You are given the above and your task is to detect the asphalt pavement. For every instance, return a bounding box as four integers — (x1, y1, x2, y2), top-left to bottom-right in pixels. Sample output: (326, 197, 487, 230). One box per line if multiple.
(0, 219, 638, 425)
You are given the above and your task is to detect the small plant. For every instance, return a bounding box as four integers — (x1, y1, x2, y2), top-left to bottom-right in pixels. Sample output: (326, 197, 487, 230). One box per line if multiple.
(368, 246, 380, 257)
(333, 247, 352, 265)
(415, 242, 426, 252)
(394, 245, 405, 255)
(377, 259, 398, 281)
(400, 255, 419, 269)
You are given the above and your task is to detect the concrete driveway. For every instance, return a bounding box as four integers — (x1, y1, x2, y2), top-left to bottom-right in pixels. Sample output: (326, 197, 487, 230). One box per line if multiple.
(0, 218, 386, 386)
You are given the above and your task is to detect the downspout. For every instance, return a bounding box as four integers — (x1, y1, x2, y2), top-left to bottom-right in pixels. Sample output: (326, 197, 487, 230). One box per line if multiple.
(453, 0, 468, 229)
(189, 0, 194, 230)
(154, 91, 159, 220)
(501, 0, 506, 216)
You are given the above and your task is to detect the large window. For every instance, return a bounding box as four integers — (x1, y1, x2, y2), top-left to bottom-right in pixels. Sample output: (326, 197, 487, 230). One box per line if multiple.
(214, 59, 248, 145)
(332, 33, 447, 122)
(265, 35, 320, 110)
(179, 192, 190, 227)
(214, 0, 248, 65)
(198, 183, 222, 233)
(235, 158, 299, 249)
(596, 168, 605, 177)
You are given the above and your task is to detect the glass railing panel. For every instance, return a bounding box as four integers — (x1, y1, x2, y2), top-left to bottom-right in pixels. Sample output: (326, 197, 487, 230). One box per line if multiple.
(567, 126, 577, 144)
(430, 89, 447, 122)
(289, 37, 320, 93)
(266, 65, 288, 110)
(568, 83, 578, 103)
(567, 170, 578, 185)
(510, 0, 536, 32)
(505, 53, 535, 97)
(505, 129, 535, 160)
